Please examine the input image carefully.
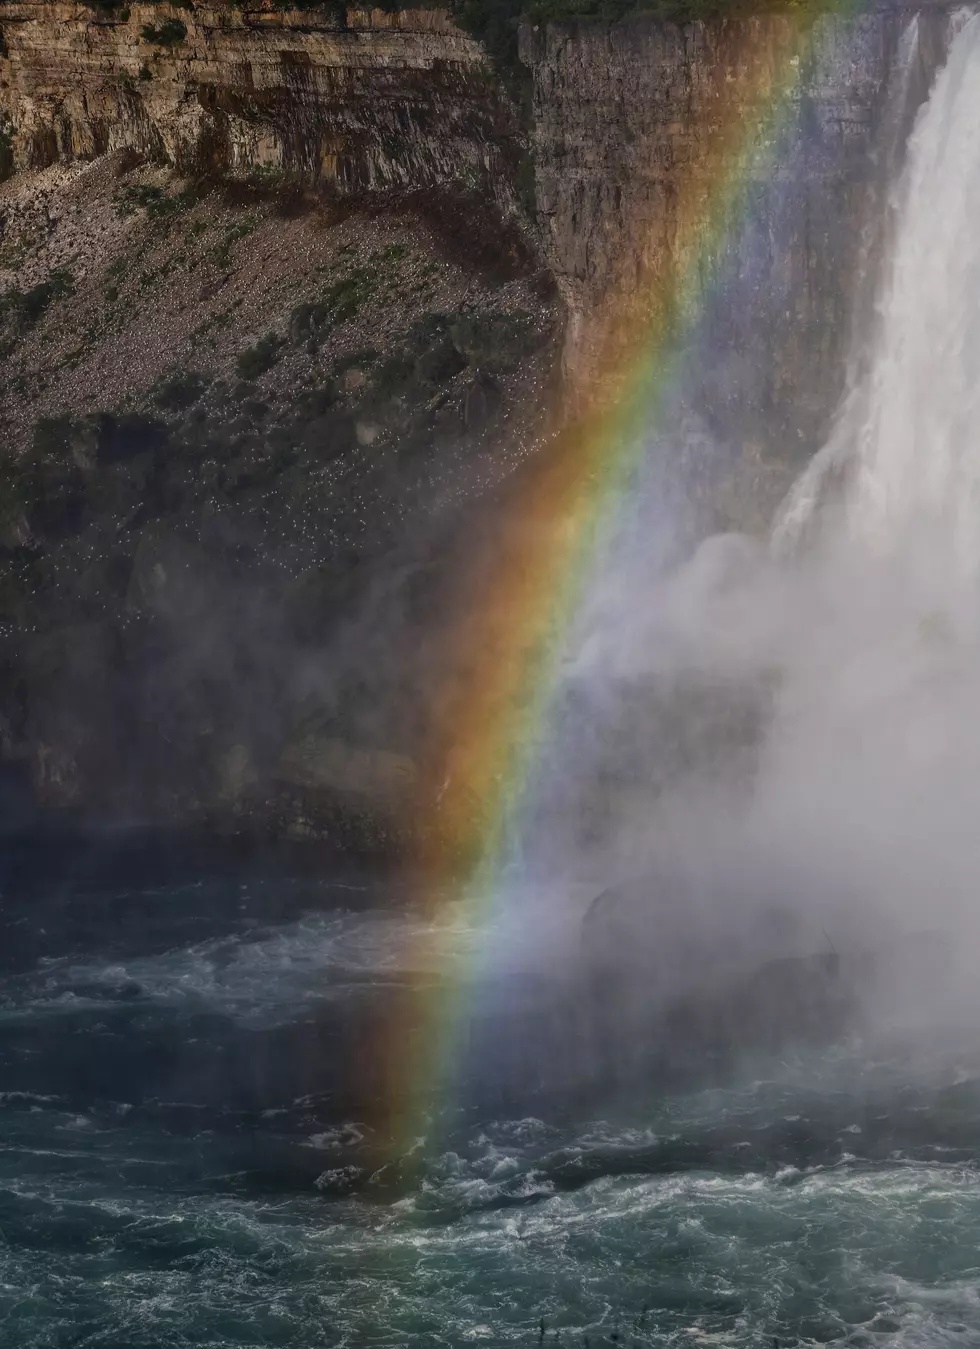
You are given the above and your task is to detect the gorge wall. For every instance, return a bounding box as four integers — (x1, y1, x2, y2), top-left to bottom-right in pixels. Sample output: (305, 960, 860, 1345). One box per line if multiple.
(0, 0, 961, 843)
(526, 6, 953, 516)
(0, 2, 523, 215)
(1, 0, 956, 452)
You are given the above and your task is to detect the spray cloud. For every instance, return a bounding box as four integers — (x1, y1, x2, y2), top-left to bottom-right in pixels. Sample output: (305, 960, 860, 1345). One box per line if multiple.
(523, 13, 980, 1037)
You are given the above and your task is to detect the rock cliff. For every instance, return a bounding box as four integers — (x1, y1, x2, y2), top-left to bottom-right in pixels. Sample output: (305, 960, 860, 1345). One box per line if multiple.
(0, 3, 523, 216)
(524, 5, 953, 514)
(0, 0, 963, 846)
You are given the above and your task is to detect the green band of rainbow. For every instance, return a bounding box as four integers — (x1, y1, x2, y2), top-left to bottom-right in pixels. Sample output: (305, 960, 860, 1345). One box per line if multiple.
(379, 0, 865, 1161)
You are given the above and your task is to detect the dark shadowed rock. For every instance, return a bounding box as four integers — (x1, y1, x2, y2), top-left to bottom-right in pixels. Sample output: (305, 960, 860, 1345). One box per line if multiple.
(126, 530, 215, 625)
(580, 872, 953, 1085)
(463, 372, 501, 432)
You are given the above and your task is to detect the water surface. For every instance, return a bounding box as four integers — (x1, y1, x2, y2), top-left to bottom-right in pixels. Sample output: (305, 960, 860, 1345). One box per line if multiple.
(1, 836, 979, 1348)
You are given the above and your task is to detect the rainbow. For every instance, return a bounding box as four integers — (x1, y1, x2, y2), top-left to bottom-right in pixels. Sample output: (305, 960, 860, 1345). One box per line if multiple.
(377, 0, 854, 1160)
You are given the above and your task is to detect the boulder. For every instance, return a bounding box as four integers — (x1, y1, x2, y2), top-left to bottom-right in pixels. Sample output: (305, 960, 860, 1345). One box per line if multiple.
(577, 872, 928, 1083)
(126, 528, 215, 624)
(463, 372, 501, 432)
(276, 732, 417, 806)
(449, 311, 541, 372)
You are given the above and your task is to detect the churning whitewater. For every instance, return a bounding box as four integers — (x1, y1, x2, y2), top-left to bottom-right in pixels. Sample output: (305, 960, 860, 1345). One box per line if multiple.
(4, 14, 980, 1349)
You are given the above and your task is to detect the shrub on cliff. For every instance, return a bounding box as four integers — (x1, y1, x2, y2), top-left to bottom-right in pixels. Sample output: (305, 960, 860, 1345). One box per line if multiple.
(153, 370, 209, 412)
(236, 334, 284, 381)
(140, 17, 187, 46)
(0, 117, 13, 186)
(288, 270, 376, 349)
(0, 269, 73, 330)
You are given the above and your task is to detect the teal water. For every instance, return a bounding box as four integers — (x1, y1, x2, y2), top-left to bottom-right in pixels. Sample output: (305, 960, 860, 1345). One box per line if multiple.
(0, 848, 979, 1348)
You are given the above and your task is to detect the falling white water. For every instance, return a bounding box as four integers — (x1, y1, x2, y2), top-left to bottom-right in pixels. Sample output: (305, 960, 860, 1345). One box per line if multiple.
(775, 13, 980, 588)
(554, 12, 980, 982)
(503, 12, 980, 997)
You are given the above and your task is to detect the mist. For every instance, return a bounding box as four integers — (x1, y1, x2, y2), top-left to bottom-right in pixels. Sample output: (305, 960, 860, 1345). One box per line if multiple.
(497, 11, 980, 1067)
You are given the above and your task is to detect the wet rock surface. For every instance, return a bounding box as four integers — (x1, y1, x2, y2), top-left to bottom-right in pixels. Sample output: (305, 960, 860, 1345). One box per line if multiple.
(524, 5, 956, 516)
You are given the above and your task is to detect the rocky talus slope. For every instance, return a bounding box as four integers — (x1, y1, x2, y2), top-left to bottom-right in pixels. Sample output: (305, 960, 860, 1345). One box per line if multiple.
(0, 154, 559, 842)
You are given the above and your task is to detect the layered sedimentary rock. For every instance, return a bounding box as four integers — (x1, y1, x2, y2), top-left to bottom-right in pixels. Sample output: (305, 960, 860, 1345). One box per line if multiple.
(1, 1, 955, 459)
(0, 2, 522, 215)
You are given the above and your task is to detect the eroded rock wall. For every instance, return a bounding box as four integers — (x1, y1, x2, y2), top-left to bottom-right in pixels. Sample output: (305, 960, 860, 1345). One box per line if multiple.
(0, 3, 522, 215)
(2, 0, 956, 487)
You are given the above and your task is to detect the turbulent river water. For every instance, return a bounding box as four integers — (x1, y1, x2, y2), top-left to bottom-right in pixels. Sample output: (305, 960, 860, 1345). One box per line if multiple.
(1, 836, 980, 1349)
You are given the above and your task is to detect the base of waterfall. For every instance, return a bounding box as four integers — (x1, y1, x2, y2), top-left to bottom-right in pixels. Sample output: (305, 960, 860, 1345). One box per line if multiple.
(1, 841, 979, 1348)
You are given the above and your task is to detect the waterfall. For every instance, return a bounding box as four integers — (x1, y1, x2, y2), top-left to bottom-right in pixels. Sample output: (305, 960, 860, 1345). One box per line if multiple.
(518, 13, 980, 931)
(735, 12, 980, 953)
(774, 12, 980, 586)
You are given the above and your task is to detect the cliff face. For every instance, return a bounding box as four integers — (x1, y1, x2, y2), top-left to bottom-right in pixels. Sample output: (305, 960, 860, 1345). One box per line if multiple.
(1, 1, 954, 471)
(0, 3, 522, 213)
(524, 7, 952, 514)
(0, 0, 962, 844)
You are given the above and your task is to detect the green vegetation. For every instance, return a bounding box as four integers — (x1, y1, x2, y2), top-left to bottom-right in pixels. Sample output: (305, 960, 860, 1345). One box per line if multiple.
(0, 118, 13, 186)
(207, 218, 258, 268)
(140, 17, 187, 45)
(288, 269, 378, 349)
(113, 181, 201, 221)
(107, 181, 204, 261)
(289, 299, 331, 344)
(114, 183, 166, 217)
(241, 164, 292, 189)
(236, 333, 284, 380)
(138, 259, 178, 289)
(153, 370, 210, 411)
(0, 269, 73, 328)
(322, 269, 376, 322)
